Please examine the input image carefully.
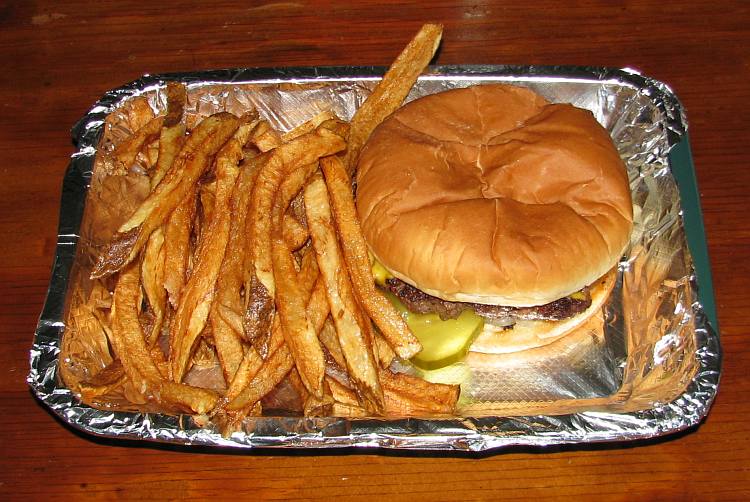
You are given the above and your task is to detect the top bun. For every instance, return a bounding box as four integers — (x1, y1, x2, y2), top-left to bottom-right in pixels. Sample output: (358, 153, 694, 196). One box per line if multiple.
(356, 84, 632, 307)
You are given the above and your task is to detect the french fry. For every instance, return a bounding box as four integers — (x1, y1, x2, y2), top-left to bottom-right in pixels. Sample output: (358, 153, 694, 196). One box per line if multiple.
(150, 82, 188, 187)
(247, 126, 346, 297)
(91, 112, 240, 278)
(380, 370, 459, 415)
(320, 155, 421, 358)
(170, 121, 255, 382)
(282, 214, 309, 251)
(270, 179, 326, 396)
(327, 376, 359, 406)
(304, 173, 383, 412)
(281, 110, 338, 143)
(297, 246, 319, 298)
(110, 262, 218, 413)
(373, 330, 396, 368)
(225, 343, 294, 411)
(112, 116, 165, 173)
(162, 191, 196, 308)
(211, 154, 266, 382)
(249, 120, 283, 152)
(151, 124, 186, 189)
(140, 227, 166, 346)
(342, 23, 442, 174)
(163, 81, 187, 128)
(319, 317, 346, 370)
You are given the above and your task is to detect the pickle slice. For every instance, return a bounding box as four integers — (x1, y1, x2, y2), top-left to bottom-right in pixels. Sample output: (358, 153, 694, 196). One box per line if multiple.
(384, 292, 484, 370)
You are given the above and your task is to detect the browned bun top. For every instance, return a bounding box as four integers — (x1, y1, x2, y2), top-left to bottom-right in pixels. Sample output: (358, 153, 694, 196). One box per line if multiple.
(356, 84, 632, 306)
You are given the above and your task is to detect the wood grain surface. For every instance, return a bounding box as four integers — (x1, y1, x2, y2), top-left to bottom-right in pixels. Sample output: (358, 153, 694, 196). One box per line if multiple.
(2, 1, 749, 500)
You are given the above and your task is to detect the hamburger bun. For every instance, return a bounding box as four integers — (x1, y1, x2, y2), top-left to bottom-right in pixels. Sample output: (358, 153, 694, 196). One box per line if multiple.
(356, 84, 632, 308)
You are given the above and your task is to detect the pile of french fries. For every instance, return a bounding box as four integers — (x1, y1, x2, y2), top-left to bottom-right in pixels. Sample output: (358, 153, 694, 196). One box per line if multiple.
(66, 24, 460, 431)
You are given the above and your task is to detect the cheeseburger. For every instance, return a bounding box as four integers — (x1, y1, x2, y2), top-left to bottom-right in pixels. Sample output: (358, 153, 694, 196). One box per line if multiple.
(355, 84, 632, 367)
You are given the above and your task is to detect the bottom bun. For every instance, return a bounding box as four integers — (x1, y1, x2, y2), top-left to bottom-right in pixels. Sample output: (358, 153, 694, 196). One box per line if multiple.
(467, 268, 617, 359)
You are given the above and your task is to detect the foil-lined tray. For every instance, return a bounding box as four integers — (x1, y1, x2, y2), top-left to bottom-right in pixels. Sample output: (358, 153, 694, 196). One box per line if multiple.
(28, 66, 721, 451)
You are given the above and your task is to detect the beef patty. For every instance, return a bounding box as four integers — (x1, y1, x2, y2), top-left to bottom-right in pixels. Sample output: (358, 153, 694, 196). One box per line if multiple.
(383, 277, 591, 325)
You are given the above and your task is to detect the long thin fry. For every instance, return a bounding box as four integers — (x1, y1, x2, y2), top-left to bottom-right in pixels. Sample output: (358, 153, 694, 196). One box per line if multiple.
(281, 110, 338, 142)
(380, 370, 458, 415)
(219, 265, 329, 415)
(211, 154, 266, 383)
(112, 116, 165, 172)
(150, 82, 188, 187)
(320, 155, 421, 358)
(170, 122, 255, 382)
(162, 191, 195, 308)
(270, 167, 327, 397)
(110, 262, 218, 413)
(342, 23, 442, 174)
(304, 174, 383, 411)
(91, 113, 240, 278)
(163, 81, 187, 128)
(282, 214, 309, 251)
(247, 126, 346, 297)
(151, 124, 186, 189)
(140, 227, 166, 346)
(225, 344, 294, 411)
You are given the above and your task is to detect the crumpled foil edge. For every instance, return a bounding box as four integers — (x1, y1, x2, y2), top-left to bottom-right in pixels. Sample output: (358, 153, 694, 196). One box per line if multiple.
(28, 65, 721, 451)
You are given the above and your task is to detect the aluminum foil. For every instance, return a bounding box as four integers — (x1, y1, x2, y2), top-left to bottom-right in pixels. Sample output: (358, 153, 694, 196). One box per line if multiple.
(28, 66, 721, 451)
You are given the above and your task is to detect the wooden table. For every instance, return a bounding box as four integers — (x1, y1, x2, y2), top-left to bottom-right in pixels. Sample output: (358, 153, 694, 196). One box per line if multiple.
(3, 1, 748, 499)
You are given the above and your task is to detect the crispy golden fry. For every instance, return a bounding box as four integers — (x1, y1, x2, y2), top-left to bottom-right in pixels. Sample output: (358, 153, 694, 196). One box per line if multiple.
(218, 346, 265, 410)
(146, 140, 159, 169)
(342, 23, 442, 174)
(210, 153, 267, 377)
(151, 124, 186, 189)
(304, 174, 383, 411)
(170, 122, 255, 382)
(327, 376, 358, 406)
(111, 263, 164, 391)
(373, 330, 396, 368)
(210, 153, 257, 381)
(79, 360, 128, 401)
(304, 381, 334, 416)
(281, 110, 338, 142)
(271, 194, 325, 396)
(380, 370, 459, 415)
(307, 278, 331, 335)
(91, 113, 240, 278)
(319, 317, 346, 370)
(243, 273, 275, 355)
(112, 116, 165, 173)
(249, 120, 282, 152)
(331, 402, 368, 418)
(140, 227, 166, 345)
(247, 127, 346, 297)
(164, 81, 187, 128)
(111, 262, 219, 413)
(162, 191, 195, 308)
(225, 343, 293, 411)
(320, 155, 421, 358)
(282, 214, 309, 251)
(297, 246, 319, 298)
(198, 178, 217, 229)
